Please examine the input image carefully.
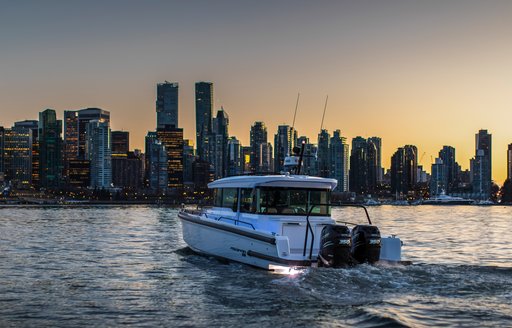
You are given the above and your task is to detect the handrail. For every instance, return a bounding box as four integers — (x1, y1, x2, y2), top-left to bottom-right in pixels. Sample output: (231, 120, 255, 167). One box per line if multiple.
(335, 204, 372, 225)
(301, 203, 373, 260)
(214, 216, 256, 230)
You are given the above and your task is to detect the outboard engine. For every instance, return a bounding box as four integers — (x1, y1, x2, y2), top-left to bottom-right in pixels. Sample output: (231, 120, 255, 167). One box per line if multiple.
(317, 224, 352, 268)
(351, 225, 381, 264)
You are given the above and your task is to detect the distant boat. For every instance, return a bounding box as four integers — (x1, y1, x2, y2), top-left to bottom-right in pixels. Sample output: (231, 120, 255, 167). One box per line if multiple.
(422, 192, 474, 205)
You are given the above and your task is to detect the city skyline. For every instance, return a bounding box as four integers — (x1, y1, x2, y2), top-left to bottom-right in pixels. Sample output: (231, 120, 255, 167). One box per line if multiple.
(1, 1, 512, 183)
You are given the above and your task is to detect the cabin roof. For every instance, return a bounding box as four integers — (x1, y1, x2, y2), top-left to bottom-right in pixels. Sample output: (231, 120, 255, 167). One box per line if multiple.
(208, 175, 337, 190)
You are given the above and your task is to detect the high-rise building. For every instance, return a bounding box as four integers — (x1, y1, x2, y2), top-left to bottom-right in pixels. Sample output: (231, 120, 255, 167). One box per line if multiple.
(508, 144, 512, 181)
(472, 129, 492, 198)
(157, 127, 184, 190)
(76, 108, 110, 159)
(112, 151, 143, 190)
(350, 136, 368, 194)
(439, 146, 457, 192)
(63, 111, 79, 161)
(368, 137, 383, 183)
(86, 120, 112, 189)
(0, 127, 5, 180)
(404, 145, 418, 191)
(330, 130, 349, 192)
(227, 137, 242, 176)
(317, 129, 330, 178)
(2, 126, 32, 188)
(391, 147, 406, 197)
(430, 157, 446, 196)
(156, 82, 179, 129)
(210, 109, 229, 179)
(195, 82, 213, 161)
(297, 136, 318, 176)
(147, 139, 168, 193)
(183, 140, 195, 183)
(38, 109, 63, 189)
(111, 131, 129, 156)
(241, 146, 252, 174)
(273, 125, 297, 173)
(14, 120, 39, 188)
(250, 122, 270, 174)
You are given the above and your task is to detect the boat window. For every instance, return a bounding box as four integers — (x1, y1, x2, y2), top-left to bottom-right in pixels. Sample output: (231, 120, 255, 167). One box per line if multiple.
(222, 188, 238, 212)
(213, 189, 223, 207)
(257, 187, 330, 216)
(240, 188, 255, 213)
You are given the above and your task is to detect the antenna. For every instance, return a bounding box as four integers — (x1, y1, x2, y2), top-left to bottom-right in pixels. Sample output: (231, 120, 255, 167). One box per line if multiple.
(320, 95, 328, 132)
(291, 93, 300, 131)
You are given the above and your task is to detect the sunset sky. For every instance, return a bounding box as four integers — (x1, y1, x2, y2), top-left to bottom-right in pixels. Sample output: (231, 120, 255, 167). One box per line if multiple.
(1, 1, 511, 183)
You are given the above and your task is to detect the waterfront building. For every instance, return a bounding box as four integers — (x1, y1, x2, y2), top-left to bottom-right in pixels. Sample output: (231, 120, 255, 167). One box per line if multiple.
(38, 109, 63, 189)
(368, 137, 383, 183)
(147, 139, 168, 193)
(111, 131, 129, 156)
(192, 159, 213, 191)
(439, 146, 457, 192)
(391, 147, 406, 197)
(67, 159, 90, 188)
(472, 129, 492, 199)
(507, 144, 512, 181)
(112, 151, 143, 190)
(317, 129, 330, 178)
(86, 120, 112, 189)
(250, 122, 271, 174)
(195, 82, 213, 161)
(297, 136, 318, 177)
(430, 158, 446, 196)
(404, 145, 418, 192)
(330, 130, 349, 192)
(2, 126, 32, 187)
(156, 82, 179, 129)
(274, 125, 297, 173)
(14, 120, 39, 188)
(76, 108, 110, 159)
(227, 137, 242, 177)
(156, 127, 184, 190)
(0, 127, 4, 180)
(241, 146, 252, 174)
(210, 109, 229, 179)
(349, 136, 368, 194)
(183, 140, 195, 183)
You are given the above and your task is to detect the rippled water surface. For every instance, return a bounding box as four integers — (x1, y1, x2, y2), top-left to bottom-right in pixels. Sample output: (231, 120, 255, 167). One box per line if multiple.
(1, 205, 511, 327)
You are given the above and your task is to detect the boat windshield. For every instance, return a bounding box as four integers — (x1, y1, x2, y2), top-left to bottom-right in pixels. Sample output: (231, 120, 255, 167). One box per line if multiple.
(256, 187, 330, 216)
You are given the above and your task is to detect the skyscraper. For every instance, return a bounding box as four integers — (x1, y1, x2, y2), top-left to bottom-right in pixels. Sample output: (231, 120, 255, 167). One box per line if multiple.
(38, 109, 63, 189)
(195, 82, 213, 161)
(183, 140, 195, 183)
(472, 129, 492, 198)
(368, 137, 383, 183)
(508, 144, 512, 181)
(297, 136, 318, 176)
(76, 108, 110, 159)
(227, 137, 242, 176)
(250, 122, 269, 174)
(157, 127, 184, 190)
(111, 131, 129, 156)
(156, 82, 179, 129)
(404, 145, 418, 191)
(147, 139, 168, 193)
(317, 129, 330, 178)
(391, 147, 406, 197)
(210, 109, 229, 179)
(274, 125, 297, 173)
(2, 126, 32, 188)
(86, 120, 112, 189)
(14, 120, 39, 187)
(330, 130, 349, 192)
(349, 137, 368, 194)
(439, 146, 457, 192)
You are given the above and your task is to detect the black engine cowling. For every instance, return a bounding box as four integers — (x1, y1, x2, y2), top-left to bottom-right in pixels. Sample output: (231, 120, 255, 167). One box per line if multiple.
(317, 224, 352, 268)
(351, 225, 381, 264)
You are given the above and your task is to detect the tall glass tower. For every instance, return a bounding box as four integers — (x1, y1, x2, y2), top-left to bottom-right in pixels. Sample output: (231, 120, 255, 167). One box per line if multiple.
(156, 82, 179, 129)
(195, 82, 213, 161)
(472, 129, 492, 198)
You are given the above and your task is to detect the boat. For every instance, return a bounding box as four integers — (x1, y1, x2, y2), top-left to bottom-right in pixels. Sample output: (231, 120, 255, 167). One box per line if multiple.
(178, 173, 404, 271)
(422, 191, 474, 205)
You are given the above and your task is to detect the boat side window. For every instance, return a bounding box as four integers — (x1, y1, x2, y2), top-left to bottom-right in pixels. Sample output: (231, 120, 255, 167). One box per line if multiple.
(240, 188, 255, 213)
(213, 189, 223, 207)
(222, 188, 238, 212)
(309, 189, 331, 215)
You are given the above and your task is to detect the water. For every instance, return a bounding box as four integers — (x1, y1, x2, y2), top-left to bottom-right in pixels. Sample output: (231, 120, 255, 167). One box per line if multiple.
(0, 205, 511, 327)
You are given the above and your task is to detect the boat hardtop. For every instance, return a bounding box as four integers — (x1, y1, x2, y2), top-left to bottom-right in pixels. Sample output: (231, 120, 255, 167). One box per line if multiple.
(208, 174, 338, 190)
